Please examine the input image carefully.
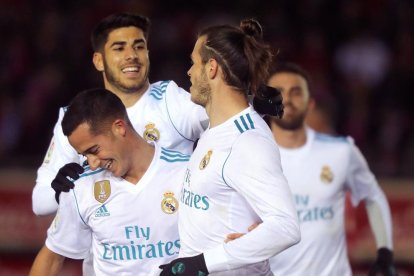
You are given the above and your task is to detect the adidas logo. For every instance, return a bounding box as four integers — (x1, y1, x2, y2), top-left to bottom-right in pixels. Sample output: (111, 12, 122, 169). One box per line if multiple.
(95, 205, 110, 217)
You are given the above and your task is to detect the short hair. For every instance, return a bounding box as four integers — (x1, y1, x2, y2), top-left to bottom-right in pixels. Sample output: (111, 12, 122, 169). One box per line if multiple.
(91, 13, 151, 52)
(269, 62, 311, 87)
(198, 18, 273, 96)
(62, 88, 132, 137)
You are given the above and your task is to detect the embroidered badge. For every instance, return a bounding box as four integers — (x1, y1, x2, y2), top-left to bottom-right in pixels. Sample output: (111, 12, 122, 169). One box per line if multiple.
(199, 150, 213, 170)
(94, 180, 111, 203)
(320, 165, 334, 184)
(143, 123, 160, 142)
(161, 191, 179, 214)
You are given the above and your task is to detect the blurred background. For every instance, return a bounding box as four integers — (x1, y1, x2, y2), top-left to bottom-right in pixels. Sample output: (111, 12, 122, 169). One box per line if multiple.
(0, 0, 413, 275)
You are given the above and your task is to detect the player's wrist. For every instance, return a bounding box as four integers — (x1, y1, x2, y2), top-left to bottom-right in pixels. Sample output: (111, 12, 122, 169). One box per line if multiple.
(377, 247, 393, 265)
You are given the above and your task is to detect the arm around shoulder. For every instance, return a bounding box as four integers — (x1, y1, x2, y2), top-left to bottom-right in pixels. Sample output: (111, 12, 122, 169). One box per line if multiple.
(32, 108, 80, 216)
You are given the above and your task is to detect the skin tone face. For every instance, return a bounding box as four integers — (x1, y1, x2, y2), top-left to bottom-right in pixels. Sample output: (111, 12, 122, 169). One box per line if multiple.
(68, 121, 129, 178)
(267, 72, 311, 130)
(93, 27, 150, 96)
(187, 36, 211, 107)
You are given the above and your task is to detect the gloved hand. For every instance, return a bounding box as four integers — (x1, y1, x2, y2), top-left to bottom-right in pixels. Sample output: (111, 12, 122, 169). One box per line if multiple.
(253, 85, 284, 118)
(368, 247, 398, 276)
(51, 163, 84, 203)
(159, 254, 209, 275)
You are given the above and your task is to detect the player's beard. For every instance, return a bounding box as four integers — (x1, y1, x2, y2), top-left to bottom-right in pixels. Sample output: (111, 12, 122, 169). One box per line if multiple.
(274, 104, 306, 130)
(191, 68, 211, 107)
(103, 58, 149, 94)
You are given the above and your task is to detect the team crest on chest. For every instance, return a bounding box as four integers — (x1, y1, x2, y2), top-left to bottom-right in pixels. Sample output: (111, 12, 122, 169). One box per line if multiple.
(161, 191, 179, 214)
(199, 150, 213, 170)
(320, 165, 334, 184)
(143, 122, 160, 142)
(94, 180, 111, 203)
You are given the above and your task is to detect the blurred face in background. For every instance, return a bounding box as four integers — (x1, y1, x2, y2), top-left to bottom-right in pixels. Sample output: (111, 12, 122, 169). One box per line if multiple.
(268, 72, 311, 130)
(93, 26, 150, 95)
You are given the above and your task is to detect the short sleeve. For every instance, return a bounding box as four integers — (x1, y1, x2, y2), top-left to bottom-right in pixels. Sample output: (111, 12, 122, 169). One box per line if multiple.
(45, 188, 91, 259)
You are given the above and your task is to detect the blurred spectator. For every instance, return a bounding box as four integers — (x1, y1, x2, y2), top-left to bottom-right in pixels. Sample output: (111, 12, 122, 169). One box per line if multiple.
(0, 0, 412, 178)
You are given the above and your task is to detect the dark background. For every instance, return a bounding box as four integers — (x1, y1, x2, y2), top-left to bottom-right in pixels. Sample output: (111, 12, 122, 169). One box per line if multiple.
(1, 0, 413, 177)
(0, 1, 414, 275)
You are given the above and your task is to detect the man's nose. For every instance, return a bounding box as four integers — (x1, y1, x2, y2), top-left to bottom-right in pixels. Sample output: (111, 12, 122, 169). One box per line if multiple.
(87, 155, 100, 171)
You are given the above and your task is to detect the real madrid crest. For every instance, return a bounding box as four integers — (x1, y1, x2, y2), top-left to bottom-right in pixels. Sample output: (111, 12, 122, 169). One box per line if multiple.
(94, 180, 111, 203)
(199, 150, 213, 170)
(161, 191, 179, 214)
(320, 165, 334, 184)
(143, 122, 160, 142)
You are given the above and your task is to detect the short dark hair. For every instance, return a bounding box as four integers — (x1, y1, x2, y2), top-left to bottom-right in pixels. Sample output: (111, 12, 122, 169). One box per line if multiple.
(198, 18, 273, 96)
(62, 88, 132, 137)
(269, 62, 311, 87)
(91, 13, 151, 52)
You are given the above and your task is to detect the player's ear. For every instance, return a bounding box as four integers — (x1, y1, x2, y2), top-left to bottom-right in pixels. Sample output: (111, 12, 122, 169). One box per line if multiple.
(112, 119, 127, 137)
(93, 52, 104, 72)
(208, 58, 218, 79)
(307, 97, 316, 112)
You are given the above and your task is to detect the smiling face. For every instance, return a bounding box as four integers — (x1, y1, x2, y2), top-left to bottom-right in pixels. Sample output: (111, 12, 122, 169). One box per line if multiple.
(93, 26, 150, 95)
(267, 72, 311, 130)
(68, 122, 129, 178)
(187, 36, 212, 107)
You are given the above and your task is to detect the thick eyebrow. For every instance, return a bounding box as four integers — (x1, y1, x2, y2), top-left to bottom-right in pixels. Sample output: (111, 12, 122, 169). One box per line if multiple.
(109, 38, 146, 48)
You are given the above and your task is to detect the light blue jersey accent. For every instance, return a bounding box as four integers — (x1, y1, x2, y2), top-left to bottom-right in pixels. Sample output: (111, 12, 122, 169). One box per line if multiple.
(315, 133, 348, 143)
(149, 80, 169, 100)
(78, 167, 105, 179)
(160, 147, 190, 163)
(71, 190, 88, 226)
(234, 113, 255, 133)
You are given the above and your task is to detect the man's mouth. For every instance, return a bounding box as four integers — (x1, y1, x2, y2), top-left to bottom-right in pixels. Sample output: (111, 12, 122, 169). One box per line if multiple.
(122, 65, 140, 73)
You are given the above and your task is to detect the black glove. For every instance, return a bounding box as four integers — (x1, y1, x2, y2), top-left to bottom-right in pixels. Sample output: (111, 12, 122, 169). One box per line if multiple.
(159, 254, 209, 275)
(368, 247, 398, 276)
(51, 163, 84, 203)
(253, 85, 284, 118)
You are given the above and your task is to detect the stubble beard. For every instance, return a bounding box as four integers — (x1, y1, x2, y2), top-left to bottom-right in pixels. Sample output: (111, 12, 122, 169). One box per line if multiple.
(274, 105, 306, 130)
(192, 69, 211, 107)
(103, 58, 149, 94)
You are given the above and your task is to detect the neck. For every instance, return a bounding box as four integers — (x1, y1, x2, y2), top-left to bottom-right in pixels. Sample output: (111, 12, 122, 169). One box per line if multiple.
(124, 133, 155, 184)
(270, 118, 307, 148)
(104, 80, 150, 108)
(206, 85, 249, 128)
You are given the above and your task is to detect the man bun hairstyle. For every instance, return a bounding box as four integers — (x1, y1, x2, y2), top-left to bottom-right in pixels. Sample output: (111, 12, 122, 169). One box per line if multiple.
(198, 18, 273, 97)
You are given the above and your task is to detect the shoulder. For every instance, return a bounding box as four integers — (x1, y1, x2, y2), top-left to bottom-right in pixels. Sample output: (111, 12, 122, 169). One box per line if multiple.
(74, 166, 108, 187)
(231, 121, 277, 158)
(146, 80, 169, 101)
(148, 80, 189, 100)
(159, 147, 191, 164)
(310, 129, 357, 158)
(313, 130, 352, 145)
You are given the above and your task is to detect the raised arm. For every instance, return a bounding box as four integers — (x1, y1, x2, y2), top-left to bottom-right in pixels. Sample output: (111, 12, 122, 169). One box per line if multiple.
(32, 108, 81, 216)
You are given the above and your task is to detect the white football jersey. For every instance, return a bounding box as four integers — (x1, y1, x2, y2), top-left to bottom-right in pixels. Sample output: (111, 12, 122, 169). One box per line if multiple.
(46, 145, 188, 276)
(33, 80, 208, 216)
(178, 106, 299, 274)
(270, 127, 389, 276)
